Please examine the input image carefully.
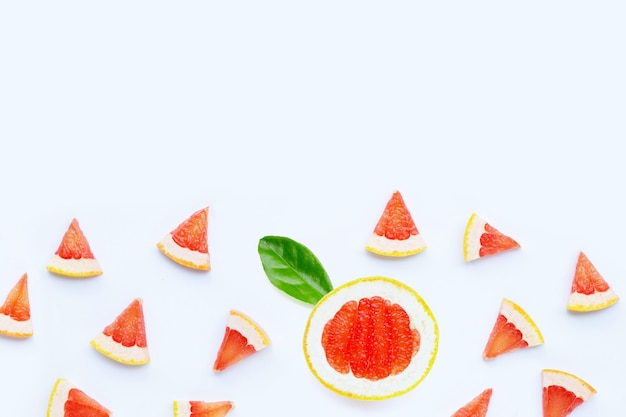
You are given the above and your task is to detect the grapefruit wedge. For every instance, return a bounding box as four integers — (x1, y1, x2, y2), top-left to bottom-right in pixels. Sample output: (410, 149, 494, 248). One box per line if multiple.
(483, 298, 543, 360)
(213, 310, 270, 372)
(91, 298, 149, 365)
(542, 369, 596, 417)
(303, 276, 439, 400)
(47, 378, 111, 417)
(463, 213, 520, 262)
(174, 400, 234, 417)
(46, 218, 102, 277)
(365, 190, 426, 257)
(567, 252, 619, 312)
(0, 273, 33, 338)
(158, 207, 210, 271)
(452, 388, 493, 417)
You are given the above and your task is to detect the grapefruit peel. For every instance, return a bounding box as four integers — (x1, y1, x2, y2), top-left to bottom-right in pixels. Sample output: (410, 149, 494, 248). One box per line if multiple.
(365, 190, 426, 257)
(0, 273, 33, 338)
(542, 369, 596, 417)
(303, 276, 439, 400)
(483, 298, 543, 360)
(567, 251, 619, 312)
(46, 218, 102, 278)
(213, 310, 270, 372)
(47, 378, 111, 417)
(173, 400, 234, 417)
(463, 213, 520, 262)
(157, 207, 210, 271)
(451, 388, 493, 417)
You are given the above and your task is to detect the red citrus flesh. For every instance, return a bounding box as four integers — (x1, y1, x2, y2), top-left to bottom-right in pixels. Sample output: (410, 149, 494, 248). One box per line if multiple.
(572, 252, 609, 295)
(479, 224, 520, 257)
(56, 219, 96, 260)
(190, 401, 233, 417)
(452, 388, 492, 417)
(321, 296, 420, 381)
(171, 208, 208, 253)
(483, 314, 528, 359)
(373, 192, 419, 240)
(103, 299, 147, 348)
(0, 274, 30, 321)
(213, 328, 256, 372)
(65, 388, 110, 417)
(543, 385, 584, 417)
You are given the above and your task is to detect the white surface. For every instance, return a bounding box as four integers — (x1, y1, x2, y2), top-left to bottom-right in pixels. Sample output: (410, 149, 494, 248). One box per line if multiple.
(1, 1, 625, 415)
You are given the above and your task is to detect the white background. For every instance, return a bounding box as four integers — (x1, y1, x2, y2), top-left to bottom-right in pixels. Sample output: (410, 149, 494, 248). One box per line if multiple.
(1, 1, 625, 415)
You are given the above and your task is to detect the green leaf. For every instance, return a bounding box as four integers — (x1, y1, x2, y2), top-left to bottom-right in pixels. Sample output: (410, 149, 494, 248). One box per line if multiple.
(258, 235, 333, 306)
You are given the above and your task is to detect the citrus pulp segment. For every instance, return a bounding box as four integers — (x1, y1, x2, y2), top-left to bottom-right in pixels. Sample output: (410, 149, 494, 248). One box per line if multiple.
(567, 252, 619, 312)
(157, 207, 210, 271)
(47, 378, 111, 417)
(90, 298, 149, 365)
(463, 213, 520, 262)
(213, 310, 270, 372)
(542, 369, 596, 417)
(483, 298, 543, 360)
(365, 191, 426, 257)
(173, 400, 234, 417)
(0, 273, 32, 337)
(46, 218, 103, 277)
(303, 276, 439, 400)
(451, 388, 493, 417)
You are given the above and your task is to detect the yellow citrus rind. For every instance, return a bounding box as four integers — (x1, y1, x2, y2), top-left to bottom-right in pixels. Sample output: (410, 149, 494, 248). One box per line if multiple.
(226, 310, 271, 350)
(47, 378, 111, 417)
(46, 255, 103, 278)
(0, 315, 32, 338)
(568, 288, 620, 312)
(303, 276, 439, 401)
(501, 298, 544, 346)
(90, 334, 150, 365)
(157, 233, 210, 271)
(365, 233, 427, 257)
(542, 369, 596, 400)
(173, 400, 234, 417)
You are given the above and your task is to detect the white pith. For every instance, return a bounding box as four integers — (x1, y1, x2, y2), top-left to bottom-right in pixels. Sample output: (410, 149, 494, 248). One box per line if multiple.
(173, 401, 191, 417)
(47, 378, 72, 417)
(0, 314, 32, 337)
(463, 213, 487, 261)
(542, 369, 596, 400)
(46, 255, 102, 277)
(303, 277, 438, 400)
(91, 333, 150, 365)
(158, 233, 210, 269)
(365, 233, 426, 256)
(568, 288, 619, 311)
(500, 298, 543, 346)
(227, 310, 270, 351)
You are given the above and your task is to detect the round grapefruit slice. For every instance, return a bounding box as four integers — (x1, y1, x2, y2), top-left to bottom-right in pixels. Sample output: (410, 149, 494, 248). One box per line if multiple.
(483, 298, 543, 360)
(463, 213, 520, 262)
(303, 276, 439, 400)
(213, 310, 270, 372)
(90, 298, 149, 365)
(173, 400, 234, 417)
(567, 251, 619, 312)
(47, 378, 111, 417)
(365, 191, 427, 257)
(46, 218, 103, 277)
(0, 273, 32, 338)
(452, 388, 493, 417)
(157, 207, 210, 271)
(542, 369, 596, 417)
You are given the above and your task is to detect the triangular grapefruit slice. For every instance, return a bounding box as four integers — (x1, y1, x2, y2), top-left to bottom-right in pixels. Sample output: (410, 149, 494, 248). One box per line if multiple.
(542, 369, 596, 417)
(483, 298, 543, 360)
(213, 310, 270, 372)
(0, 273, 33, 338)
(158, 207, 210, 271)
(567, 251, 619, 312)
(303, 276, 439, 400)
(90, 298, 149, 365)
(365, 190, 426, 257)
(173, 400, 234, 417)
(463, 213, 520, 262)
(451, 388, 493, 417)
(47, 378, 111, 417)
(46, 218, 103, 277)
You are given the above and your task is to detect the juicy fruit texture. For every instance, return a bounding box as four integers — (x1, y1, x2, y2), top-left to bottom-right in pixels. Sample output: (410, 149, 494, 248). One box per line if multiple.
(567, 251, 619, 312)
(483, 298, 543, 360)
(46, 218, 103, 277)
(365, 191, 427, 257)
(303, 276, 438, 400)
(90, 298, 149, 365)
(463, 213, 520, 262)
(173, 400, 234, 417)
(451, 388, 493, 417)
(157, 207, 210, 271)
(542, 369, 596, 417)
(0, 273, 33, 337)
(213, 310, 270, 372)
(47, 378, 111, 417)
